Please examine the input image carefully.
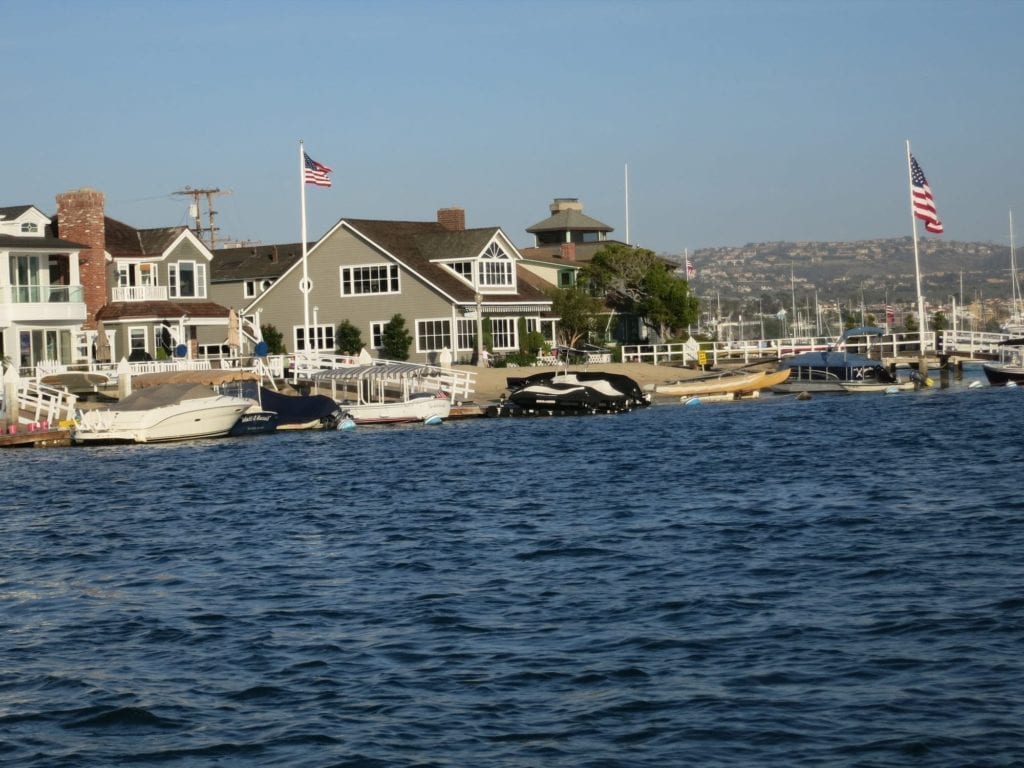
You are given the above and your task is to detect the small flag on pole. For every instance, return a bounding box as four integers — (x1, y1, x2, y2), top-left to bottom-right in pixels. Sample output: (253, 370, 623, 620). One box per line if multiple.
(885, 304, 895, 324)
(685, 258, 695, 278)
(910, 154, 943, 234)
(304, 152, 332, 187)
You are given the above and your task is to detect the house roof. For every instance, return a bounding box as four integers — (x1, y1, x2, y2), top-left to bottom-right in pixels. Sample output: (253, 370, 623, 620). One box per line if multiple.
(526, 209, 614, 234)
(103, 217, 186, 258)
(518, 241, 620, 266)
(342, 218, 551, 305)
(0, 204, 85, 250)
(210, 242, 305, 282)
(97, 300, 230, 322)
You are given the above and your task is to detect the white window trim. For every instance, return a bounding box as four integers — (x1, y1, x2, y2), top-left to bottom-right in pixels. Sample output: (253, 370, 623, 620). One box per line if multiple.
(415, 317, 452, 353)
(340, 263, 400, 297)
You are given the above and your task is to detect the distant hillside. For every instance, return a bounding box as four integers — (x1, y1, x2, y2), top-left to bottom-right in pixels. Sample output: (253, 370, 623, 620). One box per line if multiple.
(681, 237, 1014, 310)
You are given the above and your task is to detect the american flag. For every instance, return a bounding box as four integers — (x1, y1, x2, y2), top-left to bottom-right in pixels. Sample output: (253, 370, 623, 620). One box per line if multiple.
(304, 152, 332, 187)
(885, 304, 895, 324)
(685, 258, 696, 278)
(910, 154, 943, 234)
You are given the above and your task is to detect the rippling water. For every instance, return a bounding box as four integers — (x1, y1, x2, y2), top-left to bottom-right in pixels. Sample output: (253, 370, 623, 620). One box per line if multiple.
(3, 377, 1023, 766)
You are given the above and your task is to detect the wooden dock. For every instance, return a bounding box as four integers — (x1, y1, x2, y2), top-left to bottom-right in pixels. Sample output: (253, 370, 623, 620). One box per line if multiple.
(0, 427, 72, 448)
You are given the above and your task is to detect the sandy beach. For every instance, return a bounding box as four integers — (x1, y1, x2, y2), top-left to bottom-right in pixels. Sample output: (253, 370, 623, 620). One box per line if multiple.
(453, 362, 707, 403)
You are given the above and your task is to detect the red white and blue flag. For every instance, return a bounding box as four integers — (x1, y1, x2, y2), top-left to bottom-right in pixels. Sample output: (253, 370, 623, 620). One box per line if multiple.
(304, 152, 332, 187)
(910, 155, 943, 234)
(685, 258, 696, 278)
(885, 304, 895, 324)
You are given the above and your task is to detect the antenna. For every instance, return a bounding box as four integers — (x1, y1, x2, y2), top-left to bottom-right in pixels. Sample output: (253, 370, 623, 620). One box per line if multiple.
(173, 186, 232, 249)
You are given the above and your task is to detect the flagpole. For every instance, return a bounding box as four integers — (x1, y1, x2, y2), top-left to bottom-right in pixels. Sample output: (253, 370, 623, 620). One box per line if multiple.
(624, 162, 630, 246)
(906, 139, 928, 355)
(299, 139, 311, 353)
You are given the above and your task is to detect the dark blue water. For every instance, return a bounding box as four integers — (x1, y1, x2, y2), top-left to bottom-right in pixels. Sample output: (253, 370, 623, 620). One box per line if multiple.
(3, 378, 1023, 767)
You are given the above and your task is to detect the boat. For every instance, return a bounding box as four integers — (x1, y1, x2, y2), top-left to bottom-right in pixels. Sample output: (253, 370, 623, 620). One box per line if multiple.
(133, 370, 342, 433)
(772, 350, 917, 394)
(312, 362, 452, 425)
(486, 370, 651, 417)
(653, 368, 790, 397)
(982, 338, 1024, 385)
(73, 382, 252, 444)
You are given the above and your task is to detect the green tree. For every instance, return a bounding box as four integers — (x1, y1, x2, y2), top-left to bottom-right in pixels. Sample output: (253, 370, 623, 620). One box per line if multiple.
(549, 286, 602, 348)
(335, 320, 363, 355)
(904, 314, 919, 333)
(580, 242, 699, 340)
(261, 324, 285, 354)
(931, 311, 949, 331)
(381, 313, 412, 361)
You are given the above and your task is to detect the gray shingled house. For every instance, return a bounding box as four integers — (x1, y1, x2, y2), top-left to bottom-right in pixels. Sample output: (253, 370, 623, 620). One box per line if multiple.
(210, 207, 557, 365)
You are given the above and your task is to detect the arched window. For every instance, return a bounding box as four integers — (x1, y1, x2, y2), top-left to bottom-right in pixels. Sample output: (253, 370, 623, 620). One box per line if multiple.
(479, 242, 512, 287)
(21, 222, 39, 234)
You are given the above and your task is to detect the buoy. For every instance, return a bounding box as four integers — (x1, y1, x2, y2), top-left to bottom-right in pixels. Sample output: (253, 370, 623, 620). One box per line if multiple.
(424, 414, 443, 425)
(1007, 381, 1019, 388)
(796, 391, 812, 401)
(884, 386, 900, 394)
(337, 417, 357, 431)
(683, 397, 701, 406)
(968, 380, 984, 389)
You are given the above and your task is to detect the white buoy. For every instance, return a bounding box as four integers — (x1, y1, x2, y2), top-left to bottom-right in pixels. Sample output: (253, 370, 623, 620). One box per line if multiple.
(337, 417, 356, 431)
(424, 414, 443, 425)
(1007, 381, 1019, 388)
(683, 397, 701, 406)
(884, 386, 900, 394)
(968, 380, 984, 389)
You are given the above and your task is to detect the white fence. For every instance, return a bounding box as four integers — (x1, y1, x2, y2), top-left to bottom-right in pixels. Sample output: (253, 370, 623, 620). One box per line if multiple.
(622, 330, 1011, 368)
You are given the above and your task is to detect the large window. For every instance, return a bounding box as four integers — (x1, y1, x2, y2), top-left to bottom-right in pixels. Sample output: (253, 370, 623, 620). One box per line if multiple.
(168, 261, 206, 298)
(341, 264, 400, 296)
(490, 317, 517, 350)
(129, 327, 148, 356)
(479, 242, 513, 287)
(295, 324, 335, 352)
(416, 319, 451, 352)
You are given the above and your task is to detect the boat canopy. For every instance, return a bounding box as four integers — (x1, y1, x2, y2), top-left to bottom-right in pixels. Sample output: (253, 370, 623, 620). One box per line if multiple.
(781, 351, 885, 370)
(311, 362, 440, 383)
(839, 326, 885, 341)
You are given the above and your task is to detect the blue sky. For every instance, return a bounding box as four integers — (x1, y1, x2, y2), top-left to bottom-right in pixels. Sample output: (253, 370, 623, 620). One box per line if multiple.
(5, 0, 1022, 254)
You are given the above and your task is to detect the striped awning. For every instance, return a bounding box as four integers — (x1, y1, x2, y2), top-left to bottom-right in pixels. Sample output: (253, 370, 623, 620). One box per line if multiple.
(311, 362, 438, 382)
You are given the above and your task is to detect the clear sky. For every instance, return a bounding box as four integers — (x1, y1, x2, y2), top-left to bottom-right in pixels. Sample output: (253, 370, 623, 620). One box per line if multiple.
(5, 0, 1022, 254)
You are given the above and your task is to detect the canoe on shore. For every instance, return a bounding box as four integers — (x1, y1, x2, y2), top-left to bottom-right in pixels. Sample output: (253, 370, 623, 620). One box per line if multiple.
(654, 368, 790, 397)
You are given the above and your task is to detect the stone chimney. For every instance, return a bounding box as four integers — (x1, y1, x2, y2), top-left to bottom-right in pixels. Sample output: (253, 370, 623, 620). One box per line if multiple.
(55, 188, 107, 328)
(560, 242, 576, 262)
(437, 207, 466, 231)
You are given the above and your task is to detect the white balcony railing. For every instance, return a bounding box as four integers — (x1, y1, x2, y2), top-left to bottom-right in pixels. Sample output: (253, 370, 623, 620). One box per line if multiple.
(111, 285, 168, 302)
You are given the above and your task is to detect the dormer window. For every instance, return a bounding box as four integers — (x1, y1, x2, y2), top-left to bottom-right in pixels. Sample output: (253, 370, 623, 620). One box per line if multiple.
(479, 242, 512, 287)
(21, 222, 38, 234)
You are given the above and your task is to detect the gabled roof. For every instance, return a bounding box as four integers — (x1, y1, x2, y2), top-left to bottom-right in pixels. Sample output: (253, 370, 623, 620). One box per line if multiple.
(526, 209, 613, 234)
(0, 205, 35, 220)
(519, 241, 621, 266)
(210, 243, 304, 282)
(0, 204, 84, 249)
(103, 217, 189, 259)
(342, 218, 550, 304)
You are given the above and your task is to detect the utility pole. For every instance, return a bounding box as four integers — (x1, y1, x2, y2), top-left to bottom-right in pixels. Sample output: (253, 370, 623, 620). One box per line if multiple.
(173, 186, 231, 250)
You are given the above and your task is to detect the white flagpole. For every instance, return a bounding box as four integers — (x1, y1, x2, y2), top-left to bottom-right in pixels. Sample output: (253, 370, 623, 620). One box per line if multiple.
(906, 139, 928, 355)
(299, 139, 311, 353)
(624, 162, 630, 246)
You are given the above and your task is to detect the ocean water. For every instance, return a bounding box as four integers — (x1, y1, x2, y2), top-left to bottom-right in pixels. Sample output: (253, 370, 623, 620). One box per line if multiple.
(2, 375, 1023, 767)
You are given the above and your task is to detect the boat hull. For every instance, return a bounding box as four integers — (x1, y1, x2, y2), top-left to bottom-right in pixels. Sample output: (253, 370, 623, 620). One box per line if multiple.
(982, 363, 1024, 386)
(342, 394, 451, 425)
(74, 395, 251, 444)
(655, 369, 789, 397)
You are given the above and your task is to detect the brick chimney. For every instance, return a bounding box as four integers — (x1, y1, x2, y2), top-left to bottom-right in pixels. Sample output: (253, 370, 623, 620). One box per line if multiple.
(437, 207, 465, 231)
(56, 188, 107, 328)
(560, 242, 577, 262)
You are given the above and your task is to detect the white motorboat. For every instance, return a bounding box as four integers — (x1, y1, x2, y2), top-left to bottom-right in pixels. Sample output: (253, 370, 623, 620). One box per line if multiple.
(73, 383, 251, 444)
(312, 362, 453, 425)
